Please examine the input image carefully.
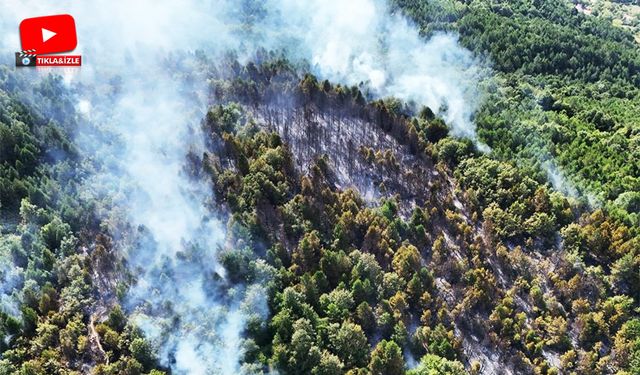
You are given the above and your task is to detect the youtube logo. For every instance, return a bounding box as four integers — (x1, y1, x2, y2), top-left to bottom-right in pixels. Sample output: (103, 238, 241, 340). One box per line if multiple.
(19, 14, 77, 55)
(16, 14, 81, 67)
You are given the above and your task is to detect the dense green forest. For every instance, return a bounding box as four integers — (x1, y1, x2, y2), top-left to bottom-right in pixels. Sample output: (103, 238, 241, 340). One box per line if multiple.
(0, 67, 164, 374)
(393, 0, 640, 226)
(201, 50, 639, 373)
(0, 0, 639, 374)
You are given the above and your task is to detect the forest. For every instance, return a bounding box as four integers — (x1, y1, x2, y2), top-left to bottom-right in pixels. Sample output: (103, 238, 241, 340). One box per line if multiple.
(0, 0, 639, 374)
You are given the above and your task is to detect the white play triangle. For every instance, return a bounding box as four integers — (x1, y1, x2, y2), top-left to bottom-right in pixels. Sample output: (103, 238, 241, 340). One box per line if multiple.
(42, 28, 56, 43)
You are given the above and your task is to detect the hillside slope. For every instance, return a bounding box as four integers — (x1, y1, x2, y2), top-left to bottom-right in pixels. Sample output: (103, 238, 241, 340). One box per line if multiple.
(0, 1, 638, 374)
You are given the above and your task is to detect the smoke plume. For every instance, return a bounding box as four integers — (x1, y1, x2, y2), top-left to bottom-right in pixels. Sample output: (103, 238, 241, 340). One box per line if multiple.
(258, 0, 487, 143)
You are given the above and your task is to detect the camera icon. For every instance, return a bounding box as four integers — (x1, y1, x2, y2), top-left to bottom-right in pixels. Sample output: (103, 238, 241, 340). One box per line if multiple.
(15, 51, 37, 67)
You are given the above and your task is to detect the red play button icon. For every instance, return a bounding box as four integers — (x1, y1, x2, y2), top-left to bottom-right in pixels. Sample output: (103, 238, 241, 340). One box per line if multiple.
(19, 14, 77, 55)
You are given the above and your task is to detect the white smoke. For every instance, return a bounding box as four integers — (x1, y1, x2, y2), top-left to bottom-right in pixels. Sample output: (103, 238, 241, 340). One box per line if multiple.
(543, 160, 600, 207)
(543, 160, 579, 199)
(0, 0, 488, 373)
(254, 0, 488, 146)
(107, 60, 255, 374)
(0, 236, 23, 318)
(1, 1, 262, 374)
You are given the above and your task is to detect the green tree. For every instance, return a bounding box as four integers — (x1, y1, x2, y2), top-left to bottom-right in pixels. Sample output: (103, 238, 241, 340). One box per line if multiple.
(294, 230, 322, 273)
(129, 338, 155, 370)
(369, 340, 405, 375)
(313, 351, 344, 375)
(392, 244, 422, 280)
(327, 321, 369, 369)
(408, 354, 465, 375)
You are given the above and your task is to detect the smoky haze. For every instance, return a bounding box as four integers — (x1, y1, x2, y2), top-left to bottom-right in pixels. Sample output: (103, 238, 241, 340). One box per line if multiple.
(0, 0, 487, 373)
(258, 0, 488, 144)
